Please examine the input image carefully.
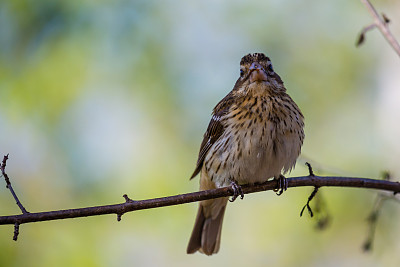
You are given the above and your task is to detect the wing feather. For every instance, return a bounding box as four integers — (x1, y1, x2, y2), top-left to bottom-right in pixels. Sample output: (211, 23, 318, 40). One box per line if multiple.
(190, 92, 235, 179)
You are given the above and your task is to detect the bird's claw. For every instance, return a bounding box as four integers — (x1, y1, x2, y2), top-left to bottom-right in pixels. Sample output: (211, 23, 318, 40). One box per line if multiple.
(273, 175, 288, 196)
(229, 180, 244, 202)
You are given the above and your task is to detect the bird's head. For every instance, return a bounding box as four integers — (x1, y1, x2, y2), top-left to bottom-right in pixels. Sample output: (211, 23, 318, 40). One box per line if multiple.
(233, 53, 285, 95)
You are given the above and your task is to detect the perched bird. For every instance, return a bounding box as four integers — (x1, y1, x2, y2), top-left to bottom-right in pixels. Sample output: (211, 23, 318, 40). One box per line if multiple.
(186, 53, 305, 255)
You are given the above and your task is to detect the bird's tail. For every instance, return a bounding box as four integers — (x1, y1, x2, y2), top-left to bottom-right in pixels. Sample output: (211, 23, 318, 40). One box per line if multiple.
(187, 198, 228, 255)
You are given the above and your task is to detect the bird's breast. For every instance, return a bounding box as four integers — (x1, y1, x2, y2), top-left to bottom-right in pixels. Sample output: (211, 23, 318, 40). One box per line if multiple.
(204, 95, 304, 187)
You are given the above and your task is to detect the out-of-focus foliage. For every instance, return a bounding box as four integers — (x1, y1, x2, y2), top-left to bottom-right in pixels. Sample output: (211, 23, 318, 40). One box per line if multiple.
(0, 0, 400, 266)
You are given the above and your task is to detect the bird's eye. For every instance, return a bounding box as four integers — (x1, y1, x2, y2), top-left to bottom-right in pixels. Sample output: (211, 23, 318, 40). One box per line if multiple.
(268, 64, 274, 73)
(240, 69, 245, 77)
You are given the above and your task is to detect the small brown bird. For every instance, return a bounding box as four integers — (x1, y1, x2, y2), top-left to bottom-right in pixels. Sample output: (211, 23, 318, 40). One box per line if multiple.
(186, 53, 305, 255)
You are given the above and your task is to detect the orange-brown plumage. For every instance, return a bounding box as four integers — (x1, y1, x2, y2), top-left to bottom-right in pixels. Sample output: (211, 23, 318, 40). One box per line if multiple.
(187, 53, 305, 255)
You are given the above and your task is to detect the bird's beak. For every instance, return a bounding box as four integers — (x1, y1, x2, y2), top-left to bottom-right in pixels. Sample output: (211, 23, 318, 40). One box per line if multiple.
(249, 62, 268, 83)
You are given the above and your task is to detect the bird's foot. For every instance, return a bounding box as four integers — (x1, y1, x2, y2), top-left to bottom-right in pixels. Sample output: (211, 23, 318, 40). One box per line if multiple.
(229, 180, 244, 202)
(273, 175, 288, 196)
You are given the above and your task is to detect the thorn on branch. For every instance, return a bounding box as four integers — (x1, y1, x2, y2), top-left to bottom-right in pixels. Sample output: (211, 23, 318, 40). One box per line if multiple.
(119, 194, 138, 221)
(300, 186, 319, 217)
(382, 13, 390, 24)
(305, 162, 315, 176)
(13, 223, 20, 241)
(123, 194, 135, 203)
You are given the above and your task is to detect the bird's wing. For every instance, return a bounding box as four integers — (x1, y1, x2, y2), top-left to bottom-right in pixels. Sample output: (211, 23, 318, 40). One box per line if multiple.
(190, 92, 235, 179)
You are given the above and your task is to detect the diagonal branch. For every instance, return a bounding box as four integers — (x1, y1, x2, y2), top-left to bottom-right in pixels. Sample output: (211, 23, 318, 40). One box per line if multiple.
(359, 0, 400, 56)
(1, 154, 29, 214)
(1, 175, 399, 226)
(363, 171, 397, 251)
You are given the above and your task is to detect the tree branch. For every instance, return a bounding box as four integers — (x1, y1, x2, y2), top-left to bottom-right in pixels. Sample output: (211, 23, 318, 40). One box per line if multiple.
(1, 175, 399, 227)
(359, 0, 400, 56)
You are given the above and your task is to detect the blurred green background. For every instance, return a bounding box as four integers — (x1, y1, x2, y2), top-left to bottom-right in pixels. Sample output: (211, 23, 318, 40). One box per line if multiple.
(1, 0, 400, 266)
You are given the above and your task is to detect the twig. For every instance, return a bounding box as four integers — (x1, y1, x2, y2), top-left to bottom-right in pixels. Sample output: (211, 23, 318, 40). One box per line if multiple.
(359, 0, 400, 57)
(363, 171, 395, 251)
(1, 175, 400, 227)
(1, 154, 29, 214)
(363, 194, 386, 251)
(300, 164, 331, 228)
(300, 163, 328, 220)
(356, 23, 378, 46)
(300, 186, 319, 217)
(305, 162, 315, 176)
(13, 223, 20, 241)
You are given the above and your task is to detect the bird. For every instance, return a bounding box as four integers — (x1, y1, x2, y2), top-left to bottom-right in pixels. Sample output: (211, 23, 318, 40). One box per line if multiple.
(186, 53, 305, 255)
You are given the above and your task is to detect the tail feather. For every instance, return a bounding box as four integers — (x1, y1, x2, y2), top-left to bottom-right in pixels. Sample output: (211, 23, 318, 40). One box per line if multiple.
(187, 205, 206, 254)
(187, 202, 227, 255)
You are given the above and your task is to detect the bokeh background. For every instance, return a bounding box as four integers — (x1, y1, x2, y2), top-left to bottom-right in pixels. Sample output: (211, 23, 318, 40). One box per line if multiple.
(1, 0, 400, 266)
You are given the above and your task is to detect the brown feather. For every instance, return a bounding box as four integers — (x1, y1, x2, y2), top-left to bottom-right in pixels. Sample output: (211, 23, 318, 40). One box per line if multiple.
(190, 92, 235, 179)
(186, 203, 227, 255)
